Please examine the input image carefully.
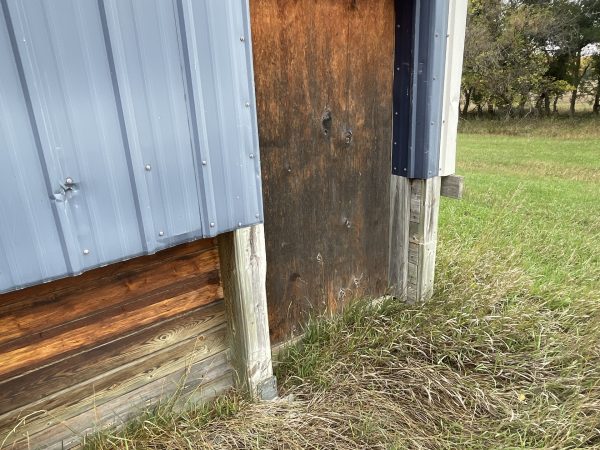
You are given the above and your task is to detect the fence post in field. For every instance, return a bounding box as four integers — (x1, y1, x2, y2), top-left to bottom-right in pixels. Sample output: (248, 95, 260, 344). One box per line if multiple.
(218, 224, 277, 400)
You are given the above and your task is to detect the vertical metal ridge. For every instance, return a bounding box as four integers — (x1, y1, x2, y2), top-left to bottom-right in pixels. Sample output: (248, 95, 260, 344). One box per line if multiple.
(241, 0, 264, 221)
(97, 0, 148, 253)
(0, 0, 73, 274)
(175, 0, 211, 237)
(392, 0, 449, 179)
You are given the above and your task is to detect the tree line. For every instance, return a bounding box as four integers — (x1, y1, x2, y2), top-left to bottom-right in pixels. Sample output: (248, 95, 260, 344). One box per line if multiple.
(461, 0, 600, 117)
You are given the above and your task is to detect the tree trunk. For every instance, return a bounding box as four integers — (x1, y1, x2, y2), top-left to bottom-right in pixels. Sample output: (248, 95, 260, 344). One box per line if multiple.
(462, 89, 472, 116)
(544, 93, 551, 117)
(594, 78, 600, 115)
(553, 95, 560, 114)
(569, 51, 587, 118)
(570, 89, 578, 117)
(519, 96, 528, 117)
(476, 103, 483, 116)
(534, 94, 543, 117)
(487, 102, 494, 116)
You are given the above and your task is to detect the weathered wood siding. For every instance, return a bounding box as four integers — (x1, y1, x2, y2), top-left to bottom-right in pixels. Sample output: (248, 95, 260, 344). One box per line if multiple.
(251, 0, 395, 342)
(0, 239, 231, 449)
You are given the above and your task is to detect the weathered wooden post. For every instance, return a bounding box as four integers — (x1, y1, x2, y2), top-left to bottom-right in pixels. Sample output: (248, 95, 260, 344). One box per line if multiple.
(218, 224, 277, 400)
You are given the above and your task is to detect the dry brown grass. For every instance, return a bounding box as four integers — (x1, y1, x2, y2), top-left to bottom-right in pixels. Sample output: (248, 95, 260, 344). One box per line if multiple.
(84, 123, 600, 449)
(84, 245, 600, 449)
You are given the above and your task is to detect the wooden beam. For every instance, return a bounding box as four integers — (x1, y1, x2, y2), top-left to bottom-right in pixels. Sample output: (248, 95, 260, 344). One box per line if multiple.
(388, 175, 411, 299)
(408, 177, 442, 302)
(389, 177, 442, 303)
(440, 174, 464, 199)
(218, 224, 276, 400)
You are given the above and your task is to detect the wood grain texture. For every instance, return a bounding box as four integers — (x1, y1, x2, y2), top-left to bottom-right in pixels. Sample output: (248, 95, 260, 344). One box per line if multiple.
(0, 301, 225, 416)
(250, 0, 395, 342)
(407, 177, 442, 302)
(440, 174, 464, 199)
(0, 278, 221, 380)
(0, 324, 228, 439)
(3, 352, 233, 449)
(0, 245, 220, 347)
(218, 226, 274, 399)
(0, 239, 216, 315)
(0, 238, 229, 449)
(389, 175, 411, 299)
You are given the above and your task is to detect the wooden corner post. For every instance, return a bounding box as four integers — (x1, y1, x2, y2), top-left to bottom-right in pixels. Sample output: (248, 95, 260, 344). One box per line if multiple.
(218, 224, 277, 400)
(390, 176, 442, 303)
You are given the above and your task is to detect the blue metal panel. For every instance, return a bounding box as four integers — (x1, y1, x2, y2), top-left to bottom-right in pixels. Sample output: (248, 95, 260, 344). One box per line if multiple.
(0, 6, 68, 288)
(392, 0, 449, 179)
(0, 0, 263, 293)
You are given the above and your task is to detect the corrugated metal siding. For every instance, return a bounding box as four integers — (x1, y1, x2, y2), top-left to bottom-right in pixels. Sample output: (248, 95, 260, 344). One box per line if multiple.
(392, 0, 449, 179)
(0, 0, 262, 293)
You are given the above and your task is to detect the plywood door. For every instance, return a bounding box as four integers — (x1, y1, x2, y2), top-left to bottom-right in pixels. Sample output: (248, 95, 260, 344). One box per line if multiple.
(250, 0, 395, 342)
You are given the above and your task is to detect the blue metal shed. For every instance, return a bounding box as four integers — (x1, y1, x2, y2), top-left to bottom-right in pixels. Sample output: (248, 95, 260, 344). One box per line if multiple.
(0, 0, 263, 293)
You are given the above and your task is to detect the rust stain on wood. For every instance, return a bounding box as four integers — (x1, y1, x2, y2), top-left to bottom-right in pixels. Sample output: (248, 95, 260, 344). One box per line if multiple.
(250, 0, 394, 342)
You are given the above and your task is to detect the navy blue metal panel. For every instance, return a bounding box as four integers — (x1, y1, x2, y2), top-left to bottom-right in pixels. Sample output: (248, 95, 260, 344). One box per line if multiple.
(0, 0, 263, 293)
(392, 0, 449, 179)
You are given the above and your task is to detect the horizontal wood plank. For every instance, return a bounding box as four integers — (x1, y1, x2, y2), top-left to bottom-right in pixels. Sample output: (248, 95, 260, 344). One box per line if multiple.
(0, 273, 221, 381)
(4, 353, 233, 449)
(0, 301, 226, 416)
(0, 239, 216, 315)
(0, 324, 229, 439)
(0, 244, 219, 347)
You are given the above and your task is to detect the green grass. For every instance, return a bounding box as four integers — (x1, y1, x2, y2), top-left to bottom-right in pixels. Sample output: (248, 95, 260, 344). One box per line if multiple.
(443, 128, 600, 307)
(84, 118, 600, 449)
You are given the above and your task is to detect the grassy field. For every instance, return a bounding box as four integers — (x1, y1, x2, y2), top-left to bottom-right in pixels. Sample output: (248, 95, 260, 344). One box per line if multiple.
(86, 117, 600, 449)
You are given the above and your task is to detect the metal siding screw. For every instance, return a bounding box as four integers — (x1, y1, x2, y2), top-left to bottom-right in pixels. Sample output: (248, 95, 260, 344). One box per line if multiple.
(65, 177, 74, 185)
(240, 36, 245, 42)
(238, 222, 242, 227)
(245, 102, 250, 107)
(255, 213, 260, 218)
(210, 222, 215, 228)
(83, 249, 90, 255)
(159, 231, 164, 237)
(249, 154, 254, 159)
(145, 164, 151, 171)
(202, 160, 207, 166)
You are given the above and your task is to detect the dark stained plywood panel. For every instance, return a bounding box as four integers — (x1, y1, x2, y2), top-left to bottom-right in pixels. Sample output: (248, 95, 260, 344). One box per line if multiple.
(250, 0, 394, 342)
